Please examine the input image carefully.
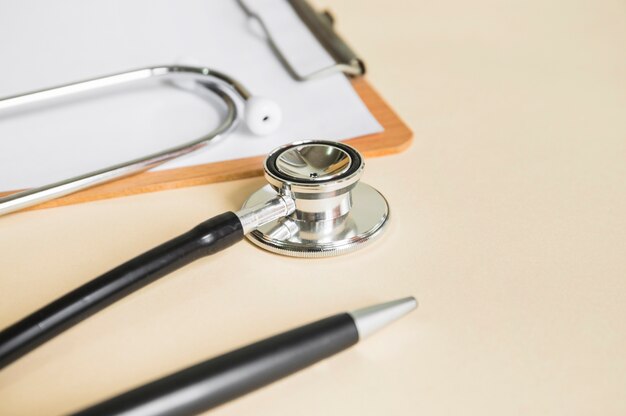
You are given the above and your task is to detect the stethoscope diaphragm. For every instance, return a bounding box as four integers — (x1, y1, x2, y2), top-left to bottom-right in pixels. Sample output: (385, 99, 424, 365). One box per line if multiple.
(242, 140, 390, 257)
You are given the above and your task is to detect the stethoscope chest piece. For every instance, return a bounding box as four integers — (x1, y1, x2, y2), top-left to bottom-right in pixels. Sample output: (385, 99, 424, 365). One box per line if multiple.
(242, 140, 390, 257)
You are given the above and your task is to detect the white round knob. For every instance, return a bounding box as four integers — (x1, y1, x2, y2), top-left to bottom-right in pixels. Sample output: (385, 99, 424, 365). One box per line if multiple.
(244, 97, 282, 135)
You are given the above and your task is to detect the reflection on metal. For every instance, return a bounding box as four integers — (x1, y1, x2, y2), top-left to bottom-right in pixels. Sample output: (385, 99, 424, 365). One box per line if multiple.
(0, 66, 250, 216)
(241, 140, 389, 258)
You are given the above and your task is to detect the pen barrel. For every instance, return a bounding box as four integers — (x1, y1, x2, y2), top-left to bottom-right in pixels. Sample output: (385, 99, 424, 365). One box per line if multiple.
(0, 212, 243, 370)
(72, 313, 359, 416)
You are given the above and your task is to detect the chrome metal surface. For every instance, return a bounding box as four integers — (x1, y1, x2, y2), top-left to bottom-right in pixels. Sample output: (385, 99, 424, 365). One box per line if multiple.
(349, 297, 417, 339)
(0, 65, 249, 216)
(242, 140, 389, 257)
(274, 143, 352, 181)
(264, 140, 364, 198)
(235, 195, 296, 235)
(241, 182, 389, 257)
(263, 140, 365, 225)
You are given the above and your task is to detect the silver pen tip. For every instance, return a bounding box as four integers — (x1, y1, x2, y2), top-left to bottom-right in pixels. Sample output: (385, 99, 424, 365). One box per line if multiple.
(348, 296, 418, 339)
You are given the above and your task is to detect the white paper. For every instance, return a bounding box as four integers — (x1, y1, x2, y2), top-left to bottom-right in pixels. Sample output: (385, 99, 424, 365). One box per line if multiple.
(0, 0, 382, 190)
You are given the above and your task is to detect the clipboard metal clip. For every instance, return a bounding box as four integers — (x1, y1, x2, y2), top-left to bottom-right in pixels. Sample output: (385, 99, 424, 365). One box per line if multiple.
(237, 0, 365, 81)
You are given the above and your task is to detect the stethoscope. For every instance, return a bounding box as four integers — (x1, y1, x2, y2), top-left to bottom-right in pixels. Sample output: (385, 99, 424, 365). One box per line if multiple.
(0, 140, 390, 370)
(0, 64, 282, 216)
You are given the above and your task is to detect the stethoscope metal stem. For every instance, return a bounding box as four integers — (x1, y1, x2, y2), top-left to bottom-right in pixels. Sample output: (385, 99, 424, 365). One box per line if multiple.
(236, 194, 296, 234)
(0, 65, 249, 216)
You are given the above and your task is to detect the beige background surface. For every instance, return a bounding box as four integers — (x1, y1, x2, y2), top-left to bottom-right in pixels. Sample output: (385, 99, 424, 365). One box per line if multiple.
(1, 0, 625, 414)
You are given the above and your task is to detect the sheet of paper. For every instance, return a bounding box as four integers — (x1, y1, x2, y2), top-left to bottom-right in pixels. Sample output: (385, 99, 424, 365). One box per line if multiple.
(0, 0, 382, 190)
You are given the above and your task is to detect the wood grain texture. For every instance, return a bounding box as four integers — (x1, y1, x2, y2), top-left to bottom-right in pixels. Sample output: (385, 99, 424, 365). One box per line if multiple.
(0, 78, 412, 211)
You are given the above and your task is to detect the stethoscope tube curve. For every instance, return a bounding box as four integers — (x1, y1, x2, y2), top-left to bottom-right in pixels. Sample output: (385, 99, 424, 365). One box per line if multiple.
(0, 65, 249, 216)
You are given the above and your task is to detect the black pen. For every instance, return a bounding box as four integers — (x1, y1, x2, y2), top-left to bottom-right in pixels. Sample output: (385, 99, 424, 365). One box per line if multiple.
(72, 297, 417, 416)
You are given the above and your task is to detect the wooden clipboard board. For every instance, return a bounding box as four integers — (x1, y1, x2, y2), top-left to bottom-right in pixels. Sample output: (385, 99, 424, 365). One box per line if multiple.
(0, 77, 412, 212)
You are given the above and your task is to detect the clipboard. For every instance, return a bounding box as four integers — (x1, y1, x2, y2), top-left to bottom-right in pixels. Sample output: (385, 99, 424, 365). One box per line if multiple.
(0, 1, 412, 212)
